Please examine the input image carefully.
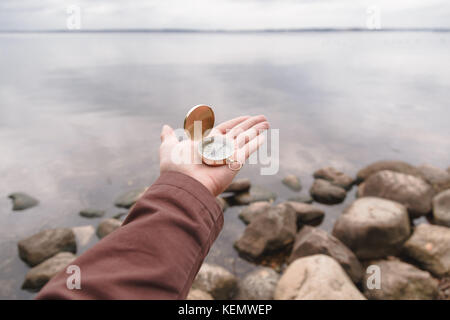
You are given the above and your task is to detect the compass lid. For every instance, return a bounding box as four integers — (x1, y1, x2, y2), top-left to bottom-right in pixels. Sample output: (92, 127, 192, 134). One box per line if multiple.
(183, 105, 215, 140)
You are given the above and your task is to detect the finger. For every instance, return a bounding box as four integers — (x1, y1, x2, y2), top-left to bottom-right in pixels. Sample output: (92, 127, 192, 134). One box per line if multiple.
(212, 116, 250, 135)
(235, 121, 269, 148)
(160, 125, 178, 144)
(227, 115, 267, 139)
(235, 133, 266, 163)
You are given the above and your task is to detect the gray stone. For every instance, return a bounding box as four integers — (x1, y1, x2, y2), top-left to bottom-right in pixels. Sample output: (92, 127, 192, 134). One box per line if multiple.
(274, 254, 366, 300)
(18, 228, 76, 266)
(363, 259, 439, 300)
(287, 194, 313, 204)
(284, 201, 324, 227)
(22, 252, 76, 291)
(192, 264, 238, 300)
(8, 192, 39, 211)
(332, 197, 411, 259)
(114, 187, 147, 209)
(79, 209, 105, 218)
(239, 201, 271, 224)
(186, 288, 214, 300)
(96, 218, 122, 239)
(225, 178, 251, 193)
(314, 167, 354, 190)
(282, 175, 302, 192)
(236, 268, 280, 300)
(402, 224, 450, 277)
(233, 185, 276, 205)
(234, 203, 297, 261)
(418, 164, 450, 194)
(432, 189, 450, 227)
(356, 160, 423, 183)
(310, 179, 346, 204)
(289, 226, 363, 283)
(358, 170, 433, 218)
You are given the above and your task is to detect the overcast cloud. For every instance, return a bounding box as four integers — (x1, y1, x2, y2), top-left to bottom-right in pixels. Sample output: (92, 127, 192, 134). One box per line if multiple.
(0, 0, 449, 30)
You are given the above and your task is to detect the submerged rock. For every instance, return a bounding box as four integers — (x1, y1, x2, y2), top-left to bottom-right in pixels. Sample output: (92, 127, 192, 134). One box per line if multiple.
(282, 175, 302, 192)
(236, 267, 280, 300)
(114, 187, 147, 209)
(79, 209, 105, 218)
(284, 202, 325, 227)
(358, 170, 433, 218)
(186, 288, 214, 300)
(274, 254, 366, 300)
(287, 194, 313, 204)
(8, 192, 39, 211)
(96, 218, 122, 239)
(432, 189, 450, 227)
(224, 178, 251, 193)
(418, 164, 450, 194)
(310, 179, 346, 204)
(233, 185, 276, 205)
(332, 197, 410, 260)
(356, 160, 423, 183)
(313, 167, 354, 190)
(289, 226, 363, 283)
(71, 225, 95, 247)
(238, 201, 271, 224)
(192, 264, 238, 300)
(22, 252, 76, 291)
(18, 228, 76, 266)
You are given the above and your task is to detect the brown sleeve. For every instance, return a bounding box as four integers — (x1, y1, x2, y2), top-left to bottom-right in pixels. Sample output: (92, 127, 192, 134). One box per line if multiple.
(36, 171, 223, 300)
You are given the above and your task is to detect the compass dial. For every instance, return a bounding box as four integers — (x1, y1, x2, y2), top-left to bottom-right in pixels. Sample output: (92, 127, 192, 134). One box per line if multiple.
(199, 136, 235, 165)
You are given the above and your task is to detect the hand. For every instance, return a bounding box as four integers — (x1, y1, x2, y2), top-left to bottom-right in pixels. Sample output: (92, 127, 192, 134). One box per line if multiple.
(159, 115, 269, 196)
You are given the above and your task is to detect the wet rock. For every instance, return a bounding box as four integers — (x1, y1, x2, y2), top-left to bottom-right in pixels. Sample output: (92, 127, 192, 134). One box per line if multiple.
(363, 259, 438, 300)
(284, 202, 324, 227)
(224, 178, 251, 193)
(358, 170, 433, 218)
(287, 194, 313, 204)
(402, 224, 450, 277)
(8, 192, 39, 211)
(356, 160, 423, 183)
(22, 252, 76, 291)
(310, 179, 346, 204)
(282, 175, 302, 192)
(289, 226, 363, 283)
(192, 263, 238, 300)
(239, 201, 271, 224)
(314, 167, 354, 190)
(234, 203, 296, 261)
(79, 209, 105, 218)
(113, 212, 128, 221)
(18, 228, 76, 266)
(96, 218, 122, 239)
(418, 164, 450, 194)
(236, 267, 280, 300)
(216, 197, 228, 212)
(186, 288, 214, 300)
(332, 197, 410, 259)
(274, 254, 366, 300)
(71, 225, 95, 247)
(114, 187, 147, 209)
(233, 185, 276, 205)
(432, 189, 450, 227)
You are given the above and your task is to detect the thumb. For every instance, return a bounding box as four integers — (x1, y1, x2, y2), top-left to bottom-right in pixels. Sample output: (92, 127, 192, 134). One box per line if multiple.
(160, 125, 177, 144)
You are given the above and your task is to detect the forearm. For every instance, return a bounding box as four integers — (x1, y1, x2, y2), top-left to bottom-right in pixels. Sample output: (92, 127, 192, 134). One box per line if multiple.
(36, 171, 223, 299)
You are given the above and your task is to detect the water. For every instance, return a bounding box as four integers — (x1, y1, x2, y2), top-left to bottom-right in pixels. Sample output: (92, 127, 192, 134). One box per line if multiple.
(0, 32, 449, 299)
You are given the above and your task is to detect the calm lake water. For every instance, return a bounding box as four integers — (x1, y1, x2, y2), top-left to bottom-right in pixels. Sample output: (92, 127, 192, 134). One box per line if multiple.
(0, 32, 449, 299)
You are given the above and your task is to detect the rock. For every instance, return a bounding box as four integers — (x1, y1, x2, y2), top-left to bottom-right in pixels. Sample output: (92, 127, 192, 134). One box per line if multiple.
(358, 170, 433, 218)
(332, 197, 410, 259)
(234, 203, 297, 261)
(282, 175, 302, 191)
(114, 187, 147, 209)
(356, 160, 423, 183)
(96, 218, 122, 239)
(438, 277, 450, 300)
(418, 164, 450, 194)
(274, 254, 366, 300)
(113, 212, 128, 221)
(233, 185, 276, 205)
(287, 194, 313, 204)
(362, 259, 438, 300)
(192, 264, 238, 300)
(8, 192, 39, 211)
(224, 178, 251, 193)
(238, 201, 271, 224)
(284, 202, 325, 227)
(216, 197, 228, 212)
(71, 225, 95, 247)
(314, 167, 354, 190)
(79, 209, 105, 218)
(289, 226, 363, 283)
(22, 252, 76, 291)
(236, 268, 280, 300)
(402, 224, 450, 277)
(186, 288, 214, 300)
(432, 189, 450, 227)
(18, 228, 76, 266)
(309, 179, 346, 204)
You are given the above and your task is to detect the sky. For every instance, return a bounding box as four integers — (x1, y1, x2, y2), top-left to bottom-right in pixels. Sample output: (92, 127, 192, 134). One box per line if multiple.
(0, 0, 449, 31)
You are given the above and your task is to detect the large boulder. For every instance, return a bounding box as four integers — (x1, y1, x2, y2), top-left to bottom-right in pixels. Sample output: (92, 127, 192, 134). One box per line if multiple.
(274, 254, 366, 300)
(356, 160, 423, 183)
(22, 252, 76, 291)
(236, 268, 280, 300)
(289, 226, 363, 283)
(358, 170, 433, 218)
(362, 259, 438, 300)
(233, 185, 276, 205)
(239, 201, 271, 224)
(402, 224, 450, 277)
(234, 203, 297, 261)
(192, 264, 238, 300)
(314, 167, 354, 190)
(418, 164, 450, 194)
(114, 187, 147, 209)
(186, 289, 213, 300)
(225, 178, 251, 193)
(310, 179, 346, 204)
(282, 174, 302, 191)
(96, 218, 122, 239)
(432, 189, 450, 227)
(284, 202, 325, 227)
(8, 192, 39, 211)
(332, 197, 410, 259)
(18, 228, 76, 266)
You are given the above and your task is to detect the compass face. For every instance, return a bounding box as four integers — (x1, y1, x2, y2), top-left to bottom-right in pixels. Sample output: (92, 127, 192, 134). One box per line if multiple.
(199, 135, 235, 163)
